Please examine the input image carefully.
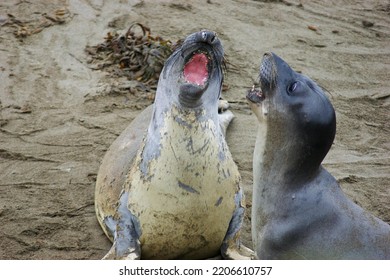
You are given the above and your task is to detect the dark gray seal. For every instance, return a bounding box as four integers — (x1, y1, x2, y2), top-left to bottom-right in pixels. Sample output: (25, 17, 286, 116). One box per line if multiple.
(95, 31, 251, 260)
(246, 52, 390, 259)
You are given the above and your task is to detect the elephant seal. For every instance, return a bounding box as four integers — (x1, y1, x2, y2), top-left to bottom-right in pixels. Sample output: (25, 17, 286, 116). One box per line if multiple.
(95, 31, 251, 260)
(247, 52, 390, 259)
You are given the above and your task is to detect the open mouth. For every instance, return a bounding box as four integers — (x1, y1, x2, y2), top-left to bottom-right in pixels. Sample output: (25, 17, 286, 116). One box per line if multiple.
(246, 53, 276, 104)
(183, 52, 210, 87)
(246, 84, 264, 104)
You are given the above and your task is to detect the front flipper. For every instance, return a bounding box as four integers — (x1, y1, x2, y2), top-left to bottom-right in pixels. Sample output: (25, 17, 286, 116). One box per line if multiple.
(103, 191, 142, 260)
(103, 225, 141, 260)
(218, 110, 235, 138)
(218, 99, 235, 138)
(220, 188, 255, 260)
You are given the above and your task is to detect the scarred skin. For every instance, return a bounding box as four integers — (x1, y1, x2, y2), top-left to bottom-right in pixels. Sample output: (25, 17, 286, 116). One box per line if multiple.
(247, 52, 390, 260)
(95, 31, 252, 260)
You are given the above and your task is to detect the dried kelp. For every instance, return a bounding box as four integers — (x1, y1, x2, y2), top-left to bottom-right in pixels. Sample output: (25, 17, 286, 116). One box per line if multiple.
(2, 8, 72, 38)
(85, 23, 176, 87)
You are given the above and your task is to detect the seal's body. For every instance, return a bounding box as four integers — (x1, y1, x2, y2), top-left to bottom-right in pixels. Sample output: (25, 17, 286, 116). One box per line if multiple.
(247, 52, 390, 259)
(95, 31, 249, 260)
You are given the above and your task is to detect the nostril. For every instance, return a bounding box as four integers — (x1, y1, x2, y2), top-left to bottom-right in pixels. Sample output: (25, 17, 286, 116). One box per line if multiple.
(201, 31, 208, 42)
(210, 33, 216, 44)
(201, 31, 217, 44)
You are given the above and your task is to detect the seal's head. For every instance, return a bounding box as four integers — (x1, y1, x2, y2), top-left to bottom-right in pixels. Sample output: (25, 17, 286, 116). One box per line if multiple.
(156, 30, 224, 112)
(247, 53, 336, 181)
(141, 31, 227, 175)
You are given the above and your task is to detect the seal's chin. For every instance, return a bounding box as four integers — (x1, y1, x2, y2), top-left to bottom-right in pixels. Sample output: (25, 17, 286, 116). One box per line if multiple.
(246, 86, 264, 104)
(246, 85, 267, 121)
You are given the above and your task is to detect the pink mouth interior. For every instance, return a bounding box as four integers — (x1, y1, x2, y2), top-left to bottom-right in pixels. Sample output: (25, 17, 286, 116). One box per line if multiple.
(183, 53, 209, 86)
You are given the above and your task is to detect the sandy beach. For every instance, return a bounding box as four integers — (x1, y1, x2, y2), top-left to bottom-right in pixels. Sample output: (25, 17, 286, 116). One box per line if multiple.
(0, 0, 389, 259)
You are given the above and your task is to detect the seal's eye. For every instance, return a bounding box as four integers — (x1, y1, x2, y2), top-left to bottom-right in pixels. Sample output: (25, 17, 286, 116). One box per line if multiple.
(287, 81, 302, 95)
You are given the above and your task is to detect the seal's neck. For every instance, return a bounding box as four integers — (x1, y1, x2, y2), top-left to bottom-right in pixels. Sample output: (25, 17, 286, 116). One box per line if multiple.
(253, 121, 321, 196)
(140, 103, 221, 176)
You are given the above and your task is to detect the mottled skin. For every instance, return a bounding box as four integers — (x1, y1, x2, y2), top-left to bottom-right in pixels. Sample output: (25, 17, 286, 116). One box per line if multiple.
(247, 52, 390, 259)
(95, 31, 251, 260)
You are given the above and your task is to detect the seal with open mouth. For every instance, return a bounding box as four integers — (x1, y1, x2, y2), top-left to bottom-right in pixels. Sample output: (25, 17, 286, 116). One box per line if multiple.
(95, 31, 251, 259)
(247, 52, 390, 259)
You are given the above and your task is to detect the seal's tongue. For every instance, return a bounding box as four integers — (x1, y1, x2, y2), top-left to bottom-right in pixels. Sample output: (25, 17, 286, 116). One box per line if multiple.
(183, 53, 209, 86)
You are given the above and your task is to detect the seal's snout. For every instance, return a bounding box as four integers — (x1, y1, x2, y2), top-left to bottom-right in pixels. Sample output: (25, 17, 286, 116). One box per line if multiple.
(260, 53, 276, 90)
(200, 30, 217, 45)
(183, 30, 220, 48)
(246, 53, 275, 106)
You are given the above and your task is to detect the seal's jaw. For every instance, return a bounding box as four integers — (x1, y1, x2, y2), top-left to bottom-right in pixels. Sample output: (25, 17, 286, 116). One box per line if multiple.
(174, 31, 224, 110)
(179, 51, 212, 108)
(246, 53, 275, 121)
(246, 86, 266, 122)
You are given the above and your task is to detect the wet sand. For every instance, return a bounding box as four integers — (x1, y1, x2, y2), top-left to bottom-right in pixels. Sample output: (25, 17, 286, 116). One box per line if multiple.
(0, 0, 389, 259)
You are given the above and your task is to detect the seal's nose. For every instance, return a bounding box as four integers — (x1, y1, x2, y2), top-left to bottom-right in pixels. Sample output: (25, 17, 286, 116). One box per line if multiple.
(200, 30, 217, 45)
(260, 53, 275, 89)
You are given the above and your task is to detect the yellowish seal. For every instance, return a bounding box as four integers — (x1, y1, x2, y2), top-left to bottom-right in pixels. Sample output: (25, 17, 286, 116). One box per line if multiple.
(95, 31, 250, 260)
